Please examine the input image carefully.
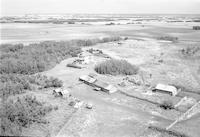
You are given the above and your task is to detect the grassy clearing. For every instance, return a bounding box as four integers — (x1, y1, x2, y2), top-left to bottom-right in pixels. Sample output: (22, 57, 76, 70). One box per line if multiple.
(95, 59, 139, 75)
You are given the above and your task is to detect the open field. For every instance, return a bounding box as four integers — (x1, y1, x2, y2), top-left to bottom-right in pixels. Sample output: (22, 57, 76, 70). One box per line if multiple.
(1, 16, 200, 137)
(1, 21, 200, 44)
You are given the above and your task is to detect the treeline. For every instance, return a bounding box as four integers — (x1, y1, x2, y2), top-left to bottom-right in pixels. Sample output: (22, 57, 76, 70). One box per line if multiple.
(0, 37, 122, 74)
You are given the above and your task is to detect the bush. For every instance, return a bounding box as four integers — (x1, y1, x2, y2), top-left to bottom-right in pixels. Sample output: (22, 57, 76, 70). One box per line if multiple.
(157, 36, 178, 42)
(0, 74, 31, 97)
(1, 95, 54, 135)
(28, 74, 63, 88)
(43, 77, 63, 88)
(181, 46, 200, 57)
(95, 59, 139, 75)
(0, 74, 63, 97)
(160, 100, 174, 110)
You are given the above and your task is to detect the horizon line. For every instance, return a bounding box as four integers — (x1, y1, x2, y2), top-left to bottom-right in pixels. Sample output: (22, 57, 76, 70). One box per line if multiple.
(1, 13, 200, 17)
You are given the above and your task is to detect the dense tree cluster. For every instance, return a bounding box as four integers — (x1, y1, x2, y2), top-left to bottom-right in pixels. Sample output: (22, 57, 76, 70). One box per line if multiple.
(0, 74, 63, 97)
(0, 41, 81, 74)
(95, 59, 139, 75)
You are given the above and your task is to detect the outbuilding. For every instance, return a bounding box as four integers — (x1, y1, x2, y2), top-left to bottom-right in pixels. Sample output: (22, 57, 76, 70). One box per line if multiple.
(104, 84, 118, 94)
(93, 80, 118, 94)
(53, 88, 71, 98)
(153, 84, 178, 96)
(79, 75, 97, 85)
(79, 75, 118, 94)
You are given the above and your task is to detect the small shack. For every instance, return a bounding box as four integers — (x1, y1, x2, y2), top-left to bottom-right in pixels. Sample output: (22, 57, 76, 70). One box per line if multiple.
(53, 88, 71, 98)
(153, 84, 178, 96)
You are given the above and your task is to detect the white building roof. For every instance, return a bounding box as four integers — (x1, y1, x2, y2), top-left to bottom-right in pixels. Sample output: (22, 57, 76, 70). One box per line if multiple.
(155, 84, 177, 95)
(61, 89, 70, 95)
(105, 84, 118, 94)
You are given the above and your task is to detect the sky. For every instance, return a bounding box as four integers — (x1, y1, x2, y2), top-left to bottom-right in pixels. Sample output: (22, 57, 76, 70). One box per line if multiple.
(1, 0, 200, 16)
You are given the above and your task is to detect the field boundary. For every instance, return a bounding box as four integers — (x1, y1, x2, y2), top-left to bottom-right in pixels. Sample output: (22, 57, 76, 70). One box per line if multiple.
(148, 125, 190, 137)
(119, 91, 182, 112)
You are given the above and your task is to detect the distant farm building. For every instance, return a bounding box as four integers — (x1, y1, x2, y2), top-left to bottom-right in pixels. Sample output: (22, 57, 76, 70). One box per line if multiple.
(153, 84, 178, 96)
(79, 75, 118, 94)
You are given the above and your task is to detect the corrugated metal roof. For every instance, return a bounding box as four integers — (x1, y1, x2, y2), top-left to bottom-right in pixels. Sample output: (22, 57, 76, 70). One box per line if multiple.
(79, 75, 96, 83)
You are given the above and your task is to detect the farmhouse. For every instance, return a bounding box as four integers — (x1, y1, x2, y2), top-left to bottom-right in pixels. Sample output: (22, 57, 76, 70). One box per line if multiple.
(153, 84, 178, 96)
